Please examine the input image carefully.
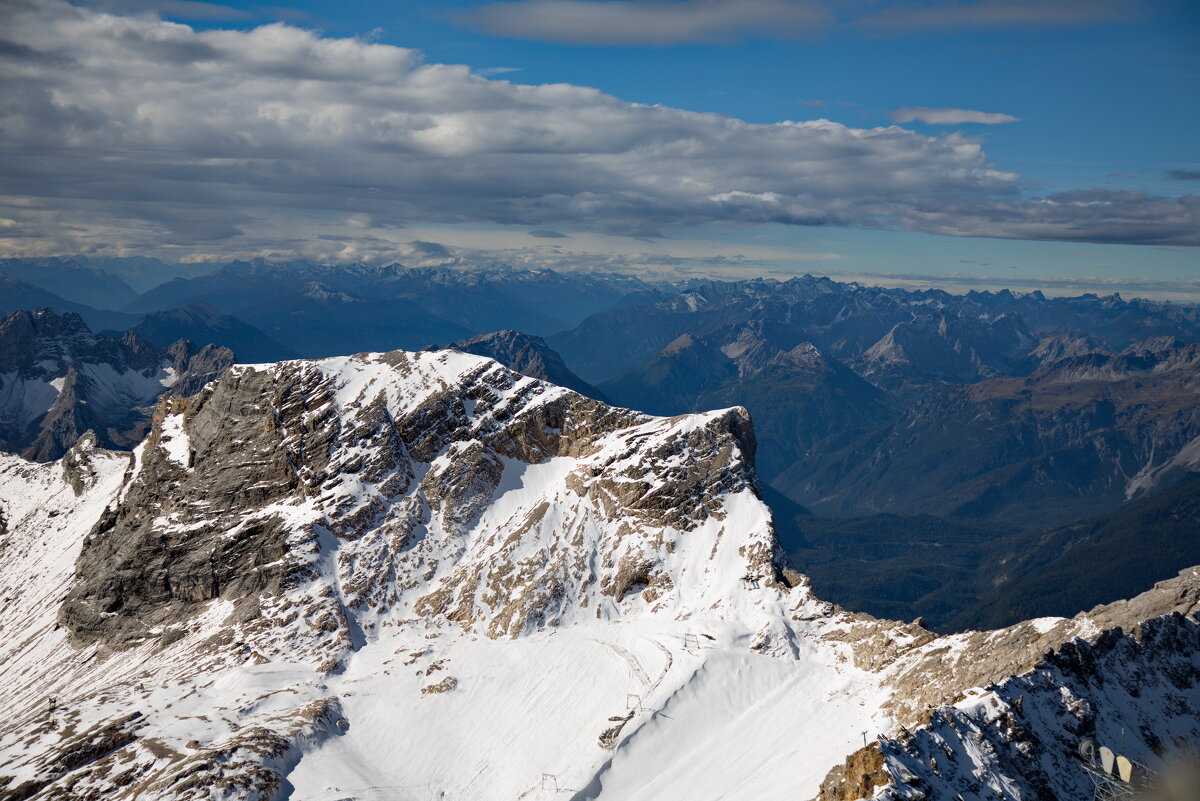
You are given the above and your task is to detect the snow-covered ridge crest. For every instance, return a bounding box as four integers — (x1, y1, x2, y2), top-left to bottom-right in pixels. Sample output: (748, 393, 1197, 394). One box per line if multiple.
(60, 348, 781, 657)
(5, 348, 1197, 801)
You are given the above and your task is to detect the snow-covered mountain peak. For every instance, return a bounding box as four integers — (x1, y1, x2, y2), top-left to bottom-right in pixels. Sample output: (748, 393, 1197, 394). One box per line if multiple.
(2, 348, 1196, 801)
(59, 349, 783, 661)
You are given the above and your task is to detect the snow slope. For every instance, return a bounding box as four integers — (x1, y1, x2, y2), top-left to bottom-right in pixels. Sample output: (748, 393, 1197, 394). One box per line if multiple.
(0, 349, 1195, 801)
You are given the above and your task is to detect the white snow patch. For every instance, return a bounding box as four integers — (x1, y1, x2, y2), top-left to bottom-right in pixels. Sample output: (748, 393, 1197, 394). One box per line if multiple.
(158, 413, 190, 467)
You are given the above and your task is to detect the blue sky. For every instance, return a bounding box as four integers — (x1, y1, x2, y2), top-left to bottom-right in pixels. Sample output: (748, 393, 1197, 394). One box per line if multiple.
(2, 0, 1197, 296)
(177, 1, 1200, 186)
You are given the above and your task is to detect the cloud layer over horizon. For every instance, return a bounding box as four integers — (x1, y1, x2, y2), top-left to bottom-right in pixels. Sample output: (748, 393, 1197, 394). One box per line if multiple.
(0, 0, 1196, 263)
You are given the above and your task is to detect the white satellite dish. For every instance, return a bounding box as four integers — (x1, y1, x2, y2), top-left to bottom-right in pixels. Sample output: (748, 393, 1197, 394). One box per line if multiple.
(1116, 755, 1133, 782)
(1078, 738, 1097, 763)
(1100, 746, 1116, 775)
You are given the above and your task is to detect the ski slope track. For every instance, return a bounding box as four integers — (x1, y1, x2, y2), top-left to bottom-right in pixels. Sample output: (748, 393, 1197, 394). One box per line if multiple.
(0, 349, 1196, 801)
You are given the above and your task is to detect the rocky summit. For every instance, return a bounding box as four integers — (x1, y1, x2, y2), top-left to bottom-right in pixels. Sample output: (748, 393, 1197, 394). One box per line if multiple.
(0, 349, 1196, 801)
(0, 308, 233, 462)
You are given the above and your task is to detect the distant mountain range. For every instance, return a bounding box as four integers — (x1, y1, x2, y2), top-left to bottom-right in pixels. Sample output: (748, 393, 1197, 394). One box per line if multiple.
(0, 257, 139, 309)
(124, 260, 656, 343)
(598, 324, 894, 479)
(0, 272, 140, 332)
(548, 277, 1200, 384)
(559, 279, 1200, 527)
(127, 301, 298, 363)
(788, 336, 1200, 528)
(2, 256, 1199, 632)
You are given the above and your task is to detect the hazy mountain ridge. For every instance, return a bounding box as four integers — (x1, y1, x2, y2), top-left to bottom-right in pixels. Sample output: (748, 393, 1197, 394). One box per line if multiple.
(0, 258, 139, 310)
(127, 301, 298, 364)
(549, 277, 1200, 385)
(788, 335, 1200, 528)
(125, 260, 658, 343)
(600, 324, 895, 479)
(0, 273, 141, 333)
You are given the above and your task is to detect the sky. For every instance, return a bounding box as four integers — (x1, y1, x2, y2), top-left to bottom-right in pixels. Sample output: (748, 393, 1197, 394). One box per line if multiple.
(1, 0, 1198, 297)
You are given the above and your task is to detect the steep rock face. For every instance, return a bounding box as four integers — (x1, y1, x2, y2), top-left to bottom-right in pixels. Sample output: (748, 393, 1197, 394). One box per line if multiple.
(0, 308, 233, 461)
(60, 349, 774, 653)
(815, 568, 1200, 800)
(861, 614, 1200, 801)
(1028, 332, 1106, 365)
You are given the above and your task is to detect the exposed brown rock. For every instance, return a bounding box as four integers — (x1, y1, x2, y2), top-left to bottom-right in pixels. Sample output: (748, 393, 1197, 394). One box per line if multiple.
(813, 743, 889, 801)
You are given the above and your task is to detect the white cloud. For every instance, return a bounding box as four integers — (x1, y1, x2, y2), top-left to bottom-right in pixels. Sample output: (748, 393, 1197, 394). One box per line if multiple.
(460, 0, 1137, 46)
(474, 66, 523, 76)
(460, 0, 830, 46)
(0, 0, 1195, 261)
(82, 0, 254, 22)
(890, 107, 1020, 125)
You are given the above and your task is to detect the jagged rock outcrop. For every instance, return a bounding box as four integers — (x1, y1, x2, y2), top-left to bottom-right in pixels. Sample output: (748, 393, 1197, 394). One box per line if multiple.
(1028, 331, 1106, 365)
(857, 613, 1200, 801)
(0, 308, 233, 461)
(59, 349, 773, 653)
(0, 348, 1194, 801)
(438, 329, 606, 401)
(814, 567, 1200, 799)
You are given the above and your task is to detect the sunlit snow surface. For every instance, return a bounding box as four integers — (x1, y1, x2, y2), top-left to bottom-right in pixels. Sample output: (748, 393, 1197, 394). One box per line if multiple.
(0, 350, 1195, 801)
(286, 617, 883, 801)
